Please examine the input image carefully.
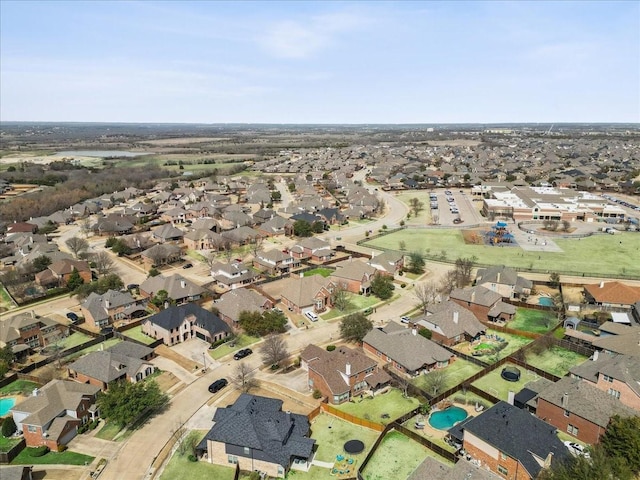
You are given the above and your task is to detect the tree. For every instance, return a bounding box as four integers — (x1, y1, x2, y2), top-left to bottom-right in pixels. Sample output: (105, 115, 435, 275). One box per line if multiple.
(260, 334, 289, 367)
(110, 239, 132, 256)
(539, 444, 633, 480)
(31, 255, 52, 273)
(92, 251, 115, 276)
(148, 267, 160, 277)
(407, 251, 425, 274)
(249, 235, 264, 257)
(418, 327, 432, 339)
(97, 380, 167, 428)
(74, 273, 124, 299)
(408, 197, 424, 216)
(332, 283, 352, 312)
(223, 241, 233, 263)
(65, 236, 89, 259)
(311, 221, 325, 234)
(453, 256, 477, 288)
(233, 362, 256, 393)
(562, 220, 571, 232)
(339, 313, 373, 343)
(293, 220, 313, 237)
(177, 430, 201, 457)
(151, 290, 171, 308)
(601, 415, 640, 475)
(439, 269, 458, 296)
(238, 310, 287, 337)
(423, 369, 447, 396)
(549, 272, 560, 289)
(370, 274, 394, 300)
(1, 416, 16, 437)
(399, 240, 406, 251)
(66, 268, 85, 291)
(414, 281, 439, 313)
(0, 344, 15, 378)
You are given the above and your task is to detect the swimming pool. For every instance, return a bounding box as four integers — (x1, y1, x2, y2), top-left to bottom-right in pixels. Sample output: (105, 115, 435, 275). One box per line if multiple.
(428, 406, 468, 430)
(538, 297, 554, 307)
(0, 397, 16, 416)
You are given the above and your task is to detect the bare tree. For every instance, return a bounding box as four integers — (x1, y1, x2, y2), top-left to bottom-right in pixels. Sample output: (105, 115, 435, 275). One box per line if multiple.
(79, 218, 92, 238)
(260, 334, 289, 368)
(562, 220, 571, 232)
(398, 240, 406, 251)
(233, 362, 256, 393)
(92, 251, 115, 276)
(65, 236, 89, 259)
(423, 369, 447, 396)
(408, 197, 425, 217)
(223, 241, 233, 263)
(332, 283, 352, 312)
(439, 269, 458, 296)
(453, 256, 477, 288)
(249, 235, 264, 257)
(414, 281, 439, 313)
(205, 252, 219, 269)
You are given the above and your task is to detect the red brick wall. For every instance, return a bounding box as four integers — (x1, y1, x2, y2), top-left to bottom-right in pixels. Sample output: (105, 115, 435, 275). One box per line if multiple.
(450, 299, 490, 321)
(464, 441, 532, 480)
(536, 399, 604, 444)
(68, 370, 108, 391)
(431, 331, 455, 346)
(594, 377, 640, 411)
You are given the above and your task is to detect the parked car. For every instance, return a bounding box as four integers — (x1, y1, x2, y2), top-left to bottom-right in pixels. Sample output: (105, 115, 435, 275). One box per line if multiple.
(126, 283, 139, 291)
(182, 262, 193, 269)
(564, 441, 590, 459)
(66, 312, 79, 322)
(453, 217, 463, 224)
(208, 378, 228, 393)
(305, 311, 319, 322)
(100, 326, 114, 335)
(233, 348, 253, 360)
(400, 316, 411, 324)
(363, 307, 373, 315)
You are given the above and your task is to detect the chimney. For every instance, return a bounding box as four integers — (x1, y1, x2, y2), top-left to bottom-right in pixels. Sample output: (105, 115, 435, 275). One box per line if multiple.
(471, 291, 476, 302)
(507, 390, 515, 405)
(412, 327, 417, 336)
(497, 272, 501, 283)
(180, 280, 186, 288)
(31, 310, 36, 318)
(453, 311, 459, 324)
(561, 393, 568, 408)
(105, 300, 110, 309)
(593, 350, 599, 361)
(543, 452, 554, 468)
(600, 281, 604, 288)
(345, 363, 351, 376)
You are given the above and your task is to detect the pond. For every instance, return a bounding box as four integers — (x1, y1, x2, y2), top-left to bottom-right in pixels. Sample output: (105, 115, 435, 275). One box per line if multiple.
(428, 406, 468, 430)
(0, 397, 16, 416)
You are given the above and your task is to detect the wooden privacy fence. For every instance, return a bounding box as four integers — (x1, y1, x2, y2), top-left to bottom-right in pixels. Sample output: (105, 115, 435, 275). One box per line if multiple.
(320, 404, 386, 432)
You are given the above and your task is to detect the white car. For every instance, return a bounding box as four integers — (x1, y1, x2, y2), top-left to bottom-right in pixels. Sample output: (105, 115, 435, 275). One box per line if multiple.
(304, 311, 319, 322)
(563, 441, 590, 459)
(400, 316, 411, 324)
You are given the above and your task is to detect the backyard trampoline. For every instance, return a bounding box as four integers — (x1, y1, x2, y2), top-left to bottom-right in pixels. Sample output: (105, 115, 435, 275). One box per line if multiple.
(501, 366, 521, 382)
(344, 440, 365, 454)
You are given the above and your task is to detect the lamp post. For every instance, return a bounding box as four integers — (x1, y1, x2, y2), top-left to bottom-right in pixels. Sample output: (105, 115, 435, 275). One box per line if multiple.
(202, 352, 207, 372)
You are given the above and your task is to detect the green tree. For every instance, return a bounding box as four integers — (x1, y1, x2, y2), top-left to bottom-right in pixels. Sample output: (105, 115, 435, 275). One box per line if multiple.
(1, 416, 16, 437)
(97, 380, 167, 427)
(293, 220, 313, 237)
(151, 290, 171, 308)
(148, 267, 160, 277)
(270, 191, 282, 202)
(74, 273, 124, 299)
(418, 327, 432, 339)
(66, 268, 85, 290)
(539, 444, 633, 480)
(370, 274, 394, 300)
(601, 415, 640, 475)
(111, 240, 132, 256)
(0, 344, 15, 378)
(31, 255, 52, 272)
(311, 221, 325, 233)
(407, 251, 425, 274)
(239, 310, 287, 337)
(339, 313, 373, 343)
(549, 272, 560, 289)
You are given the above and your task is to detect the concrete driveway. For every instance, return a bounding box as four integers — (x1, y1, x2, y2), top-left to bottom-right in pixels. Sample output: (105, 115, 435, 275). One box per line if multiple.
(67, 434, 121, 459)
(258, 366, 309, 394)
(170, 338, 218, 370)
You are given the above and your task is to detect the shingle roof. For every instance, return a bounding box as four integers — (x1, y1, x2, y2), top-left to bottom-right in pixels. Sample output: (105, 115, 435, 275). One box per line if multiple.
(409, 457, 500, 480)
(68, 349, 150, 384)
(419, 301, 485, 339)
(280, 275, 332, 309)
(216, 289, 270, 322)
(590, 327, 640, 357)
(140, 274, 204, 300)
(450, 286, 502, 307)
(145, 303, 230, 336)
(570, 353, 640, 396)
(584, 281, 640, 305)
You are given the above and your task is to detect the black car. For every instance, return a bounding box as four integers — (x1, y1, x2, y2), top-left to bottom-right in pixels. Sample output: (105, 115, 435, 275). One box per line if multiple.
(66, 312, 79, 322)
(126, 284, 139, 291)
(233, 348, 253, 361)
(182, 263, 193, 269)
(100, 326, 114, 335)
(208, 378, 228, 393)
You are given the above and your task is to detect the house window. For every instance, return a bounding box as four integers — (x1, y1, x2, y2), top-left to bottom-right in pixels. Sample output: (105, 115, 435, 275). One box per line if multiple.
(499, 451, 507, 460)
(567, 424, 579, 435)
(28, 425, 37, 433)
(498, 465, 508, 476)
(243, 447, 250, 456)
(602, 374, 613, 383)
(227, 455, 238, 464)
(608, 388, 621, 399)
(564, 410, 570, 417)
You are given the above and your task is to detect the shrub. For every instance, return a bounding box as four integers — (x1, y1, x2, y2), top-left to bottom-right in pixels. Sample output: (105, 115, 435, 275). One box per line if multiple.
(312, 389, 322, 399)
(28, 446, 50, 457)
(1, 416, 16, 437)
(401, 283, 407, 288)
(326, 345, 336, 352)
(187, 454, 197, 462)
(57, 445, 67, 453)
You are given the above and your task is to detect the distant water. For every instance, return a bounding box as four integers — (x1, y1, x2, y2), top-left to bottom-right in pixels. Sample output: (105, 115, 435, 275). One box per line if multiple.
(54, 150, 150, 158)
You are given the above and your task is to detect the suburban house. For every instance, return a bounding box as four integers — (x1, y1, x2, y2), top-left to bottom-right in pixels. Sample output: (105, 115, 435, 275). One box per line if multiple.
(368, 251, 404, 275)
(0, 312, 69, 356)
(362, 323, 453, 376)
(34, 259, 92, 288)
(10, 380, 100, 450)
(68, 342, 155, 390)
(289, 237, 334, 263)
(141, 243, 182, 267)
(409, 457, 500, 480)
(330, 259, 377, 294)
(279, 275, 336, 314)
(215, 288, 273, 329)
(416, 301, 485, 346)
(210, 260, 259, 290)
(583, 281, 640, 309)
(196, 393, 315, 478)
(447, 401, 569, 480)
(300, 344, 391, 404)
(183, 229, 224, 251)
(256, 215, 293, 237)
(474, 265, 533, 300)
(449, 286, 516, 323)
(252, 249, 299, 275)
(533, 376, 637, 444)
(569, 352, 640, 410)
(80, 289, 145, 329)
(141, 303, 230, 345)
(139, 274, 204, 305)
(151, 223, 185, 243)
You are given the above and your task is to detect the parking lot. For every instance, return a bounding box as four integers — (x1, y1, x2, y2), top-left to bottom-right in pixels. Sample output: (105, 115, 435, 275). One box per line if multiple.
(429, 189, 483, 226)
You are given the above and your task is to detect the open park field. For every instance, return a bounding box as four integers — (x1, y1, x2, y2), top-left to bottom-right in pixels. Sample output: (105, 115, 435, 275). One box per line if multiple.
(395, 193, 433, 225)
(364, 229, 640, 277)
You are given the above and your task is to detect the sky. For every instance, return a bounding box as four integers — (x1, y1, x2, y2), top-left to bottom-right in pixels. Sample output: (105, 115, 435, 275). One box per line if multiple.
(1, 1, 638, 124)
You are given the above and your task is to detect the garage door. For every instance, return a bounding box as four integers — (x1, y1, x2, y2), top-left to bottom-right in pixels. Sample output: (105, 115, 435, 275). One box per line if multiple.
(195, 332, 208, 342)
(59, 426, 77, 447)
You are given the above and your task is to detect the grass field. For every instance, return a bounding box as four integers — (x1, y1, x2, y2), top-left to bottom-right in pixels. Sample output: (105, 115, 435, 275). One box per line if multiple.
(321, 294, 379, 321)
(525, 346, 589, 377)
(364, 229, 640, 277)
(472, 363, 540, 401)
(0, 380, 39, 395)
(508, 308, 558, 334)
(122, 326, 157, 345)
(0, 286, 17, 311)
(412, 359, 484, 394)
(333, 388, 420, 422)
(304, 268, 333, 277)
(208, 334, 259, 360)
(56, 332, 92, 350)
(11, 449, 94, 465)
(311, 413, 381, 465)
(483, 329, 533, 361)
(395, 193, 433, 225)
(0, 435, 22, 452)
(361, 430, 436, 480)
(95, 421, 124, 441)
(63, 339, 121, 361)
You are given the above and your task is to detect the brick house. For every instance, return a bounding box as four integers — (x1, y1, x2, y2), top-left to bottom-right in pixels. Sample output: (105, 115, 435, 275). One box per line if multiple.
(288, 237, 334, 263)
(475, 265, 533, 300)
(368, 251, 404, 275)
(300, 345, 391, 404)
(330, 259, 377, 294)
(533, 377, 637, 444)
(10, 380, 100, 450)
(447, 401, 569, 480)
(279, 275, 335, 314)
(141, 243, 182, 267)
(210, 260, 259, 290)
(141, 303, 230, 346)
(215, 288, 273, 329)
(362, 323, 453, 376)
(34, 259, 92, 288)
(583, 281, 640, 309)
(80, 289, 146, 329)
(196, 394, 315, 478)
(416, 300, 485, 347)
(0, 312, 69, 353)
(252, 249, 299, 275)
(449, 286, 516, 323)
(139, 274, 204, 305)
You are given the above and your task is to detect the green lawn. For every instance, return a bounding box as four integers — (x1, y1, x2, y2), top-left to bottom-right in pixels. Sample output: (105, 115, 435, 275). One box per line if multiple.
(310, 413, 381, 465)
(303, 268, 333, 277)
(333, 388, 420, 422)
(361, 430, 436, 480)
(208, 334, 260, 360)
(321, 294, 379, 321)
(0, 286, 17, 310)
(0, 435, 22, 452)
(472, 363, 541, 401)
(122, 326, 157, 345)
(525, 346, 589, 377)
(0, 380, 39, 395)
(63, 339, 122, 361)
(395, 192, 433, 225)
(11, 449, 94, 465)
(95, 421, 124, 441)
(56, 332, 92, 350)
(481, 329, 533, 362)
(508, 308, 558, 334)
(364, 229, 640, 277)
(412, 359, 484, 394)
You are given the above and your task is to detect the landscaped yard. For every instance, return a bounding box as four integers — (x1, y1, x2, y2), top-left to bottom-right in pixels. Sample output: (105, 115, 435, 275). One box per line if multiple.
(208, 334, 260, 360)
(0, 435, 22, 452)
(304, 268, 333, 277)
(63, 338, 122, 361)
(508, 308, 558, 334)
(361, 430, 437, 480)
(0, 380, 39, 395)
(525, 346, 589, 377)
(412, 359, 484, 394)
(122, 326, 157, 345)
(56, 332, 92, 350)
(481, 329, 533, 362)
(321, 294, 379, 321)
(472, 363, 541, 401)
(333, 388, 420, 423)
(364, 229, 640, 277)
(95, 421, 124, 441)
(11, 449, 94, 465)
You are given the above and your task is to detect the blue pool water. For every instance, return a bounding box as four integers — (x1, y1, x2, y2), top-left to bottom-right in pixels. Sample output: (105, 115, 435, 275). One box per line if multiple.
(428, 406, 468, 430)
(0, 397, 16, 416)
(538, 297, 554, 307)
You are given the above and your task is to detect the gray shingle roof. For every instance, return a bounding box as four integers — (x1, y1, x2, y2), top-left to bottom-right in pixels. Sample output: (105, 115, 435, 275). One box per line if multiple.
(450, 286, 502, 307)
(145, 303, 230, 336)
(419, 301, 485, 339)
(68, 349, 150, 384)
